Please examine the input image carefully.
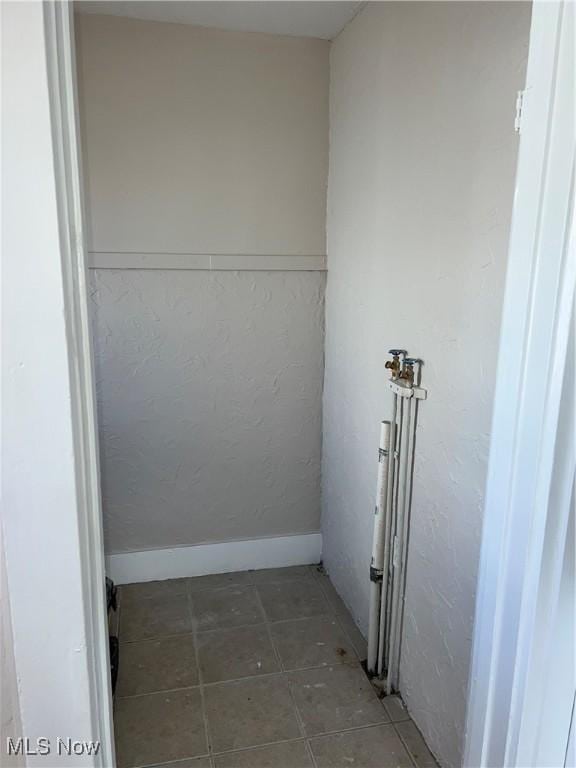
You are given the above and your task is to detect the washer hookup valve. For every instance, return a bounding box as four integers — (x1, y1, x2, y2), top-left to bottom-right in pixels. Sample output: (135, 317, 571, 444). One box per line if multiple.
(399, 357, 422, 385)
(385, 349, 407, 379)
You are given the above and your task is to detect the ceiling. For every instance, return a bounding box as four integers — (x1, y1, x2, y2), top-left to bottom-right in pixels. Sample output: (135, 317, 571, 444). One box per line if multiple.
(75, 1, 365, 40)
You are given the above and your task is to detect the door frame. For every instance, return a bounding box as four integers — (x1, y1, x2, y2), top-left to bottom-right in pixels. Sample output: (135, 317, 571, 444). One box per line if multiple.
(44, 2, 115, 764)
(464, 1, 575, 766)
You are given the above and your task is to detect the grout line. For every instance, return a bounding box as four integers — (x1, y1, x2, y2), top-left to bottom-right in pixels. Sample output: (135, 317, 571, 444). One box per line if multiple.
(305, 737, 320, 768)
(254, 587, 310, 747)
(314, 575, 365, 656)
(119, 630, 196, 646)
(319, 575, 369, 662)
(115, 684, 202, 701)
(211, 735, 309, 758)
(130, 752, 212, 768)
(118, 569, 392, 763)
(203, 720, 406, 759)
(122, 573, 318, 601)
(119, 611, 350, 644)
(194, 621, 269, 638)
(119, 629, 197, 645)
(279, 658, 359, 674)
(133, 720, 405, 767)
(332, 612, 365, 659)
(302, 720, 397, 744)
(188, 591, 213, 759)
(265, 610, 336, 626)
(381, 695, 411, 724)
(393, 721, 419, 768)
(254, 587, 285, 672)
(115, 656, 366, 699)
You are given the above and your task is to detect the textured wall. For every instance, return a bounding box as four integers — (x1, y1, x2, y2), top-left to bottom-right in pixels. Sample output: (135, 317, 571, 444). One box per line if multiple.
(323, 4, 531, 766)
(90, 270, 325, 554)
(75, 13, 329, 255)
(77, 13, 329, 555)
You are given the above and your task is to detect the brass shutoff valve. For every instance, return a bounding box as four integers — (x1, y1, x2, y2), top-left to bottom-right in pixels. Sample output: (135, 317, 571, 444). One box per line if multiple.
(399, 357, 422, 386)
(398, 363, 414, 384)
(385, 349, 406, 379)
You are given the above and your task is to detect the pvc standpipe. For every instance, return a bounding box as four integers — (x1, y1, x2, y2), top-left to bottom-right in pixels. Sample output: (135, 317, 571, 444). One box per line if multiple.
(377, 396, 397, 677)
(366, 421, 390, 675)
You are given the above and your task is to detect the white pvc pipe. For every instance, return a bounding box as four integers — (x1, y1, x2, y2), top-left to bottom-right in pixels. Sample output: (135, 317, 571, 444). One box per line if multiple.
(377, 396, 397, 677)
(394, 399, 419, 683)
(386, 395, 412, 694)
(367, 421, 391, 674)
(380, 395, 404, 678)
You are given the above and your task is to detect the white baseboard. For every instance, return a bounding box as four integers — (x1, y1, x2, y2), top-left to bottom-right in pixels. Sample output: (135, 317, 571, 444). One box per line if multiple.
(105, 532, 323, 585)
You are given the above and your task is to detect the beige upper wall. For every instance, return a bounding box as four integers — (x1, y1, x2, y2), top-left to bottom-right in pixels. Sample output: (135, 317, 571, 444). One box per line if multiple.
(75, 13, 329, 255)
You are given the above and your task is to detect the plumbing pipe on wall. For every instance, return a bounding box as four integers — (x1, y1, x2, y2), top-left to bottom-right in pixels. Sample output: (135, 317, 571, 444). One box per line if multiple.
(378, 391, 398, 677)
(387, 392, 414, 693)
(368, 352, 426, 690)
(392, 390, 420, 692)
(367, 420, 391, 673)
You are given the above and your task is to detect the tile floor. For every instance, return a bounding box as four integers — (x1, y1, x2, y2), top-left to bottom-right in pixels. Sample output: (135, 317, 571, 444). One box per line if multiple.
(113, 565, 437, 768)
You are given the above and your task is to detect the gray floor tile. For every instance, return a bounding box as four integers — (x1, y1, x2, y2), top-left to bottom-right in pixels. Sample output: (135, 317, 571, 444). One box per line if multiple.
(120, 593, 192, 642)
(382, 694, 410, 722)
(335, 611, 368, 660)
(120, 578, 190, 605)
(270, 616, 357, 671)
(151, 760, 212, 768)
(204, 675, 301, 753)
(213, 741, 313, 768)
(197, 624, 279, 683)
(396, 720, 438, 767)
(112, 568, 436, 768)
(117, 634, 198, 696)
(309, 724, 413, 767)
(314, 573, 368, 658)
(315, 573, 350, 616)
(188, 571, 253, 594)
(114, 688, 207, 768)
(289, 664, 389, 736)
(247, 566, 315, 584)
(191, 586, 265, 632)
(257, 580, 329, 622)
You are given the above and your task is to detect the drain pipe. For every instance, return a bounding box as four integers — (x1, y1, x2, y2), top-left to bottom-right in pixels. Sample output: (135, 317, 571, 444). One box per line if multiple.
(368, 349, 405, 676)
(369, 351, 426, 690)
(395, 394, 420, 684)
(386, 393, 413, 693)
(367, 420, 391, 674)
(377, 394, 397, 677)
(388, 358, 422, 692)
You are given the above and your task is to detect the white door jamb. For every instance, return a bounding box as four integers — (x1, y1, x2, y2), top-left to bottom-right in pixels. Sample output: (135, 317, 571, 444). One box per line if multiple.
(44, 3, 115, 764)
(464, 2, 575, 766)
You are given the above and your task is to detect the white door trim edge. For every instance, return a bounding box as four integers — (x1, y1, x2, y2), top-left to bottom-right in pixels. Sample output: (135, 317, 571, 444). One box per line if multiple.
(44, 3, 115, 765)
(464, 2, 575, 767)
(106, 532, 323, 585)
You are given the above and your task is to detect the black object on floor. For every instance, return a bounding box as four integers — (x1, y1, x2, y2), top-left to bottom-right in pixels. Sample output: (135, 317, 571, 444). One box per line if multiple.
(106, 577, 118, 612)
(106, 577, 119, 694)
(109, 635, 119, 694)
